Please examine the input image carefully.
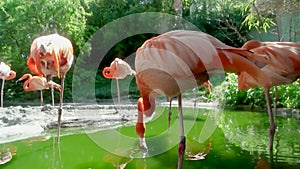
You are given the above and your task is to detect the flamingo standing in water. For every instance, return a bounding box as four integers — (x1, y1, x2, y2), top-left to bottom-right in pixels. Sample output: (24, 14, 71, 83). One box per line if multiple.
(134, 30, 274, 169)
(27, 33, 74, 142)
(0, 62, 16, 107)
(104, 31, 300, 168)
(237, 40, 300, 152)
(104, 30, 272, 168)
(17, 74, 61, 101)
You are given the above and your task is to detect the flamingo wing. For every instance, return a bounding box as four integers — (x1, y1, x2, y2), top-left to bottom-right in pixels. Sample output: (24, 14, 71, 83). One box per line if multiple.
(238, 42, 300, 90)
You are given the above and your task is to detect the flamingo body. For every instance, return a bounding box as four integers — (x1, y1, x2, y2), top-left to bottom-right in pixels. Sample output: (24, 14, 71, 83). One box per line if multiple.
(18, 74, 61, 92)
(239, 40, 300, 90)
(28, 34, 73, 80)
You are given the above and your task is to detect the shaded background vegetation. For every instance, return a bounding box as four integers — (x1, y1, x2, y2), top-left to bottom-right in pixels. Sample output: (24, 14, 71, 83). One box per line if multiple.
(0, 0, 299, 109)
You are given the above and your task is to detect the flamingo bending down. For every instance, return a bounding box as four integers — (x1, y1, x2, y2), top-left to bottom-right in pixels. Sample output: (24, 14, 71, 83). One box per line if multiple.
(17, 74, 61, 103)
(0, 62, 16, 107)
(238, 40, 300, 152)
(134, 30, 266, 169)
(27, 34, 74, 142)
(104, 30, 270, 168)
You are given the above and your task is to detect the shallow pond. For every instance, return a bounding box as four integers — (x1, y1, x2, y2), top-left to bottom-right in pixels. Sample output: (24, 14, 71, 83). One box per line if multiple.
(0, 106, 299, 169)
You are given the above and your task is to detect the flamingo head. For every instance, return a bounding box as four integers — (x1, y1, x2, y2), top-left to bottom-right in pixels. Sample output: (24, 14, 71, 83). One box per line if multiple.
(0, 62, 16, 80)
(102, 58, 136, 79)
(242, 40, 262, 50)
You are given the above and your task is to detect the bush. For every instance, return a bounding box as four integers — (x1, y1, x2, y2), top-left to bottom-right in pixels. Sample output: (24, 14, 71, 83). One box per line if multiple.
(213, 74, 300, 109)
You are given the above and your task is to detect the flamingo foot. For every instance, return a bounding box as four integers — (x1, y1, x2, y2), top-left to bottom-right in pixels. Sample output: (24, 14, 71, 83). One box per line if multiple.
(178, 136, 186, 169)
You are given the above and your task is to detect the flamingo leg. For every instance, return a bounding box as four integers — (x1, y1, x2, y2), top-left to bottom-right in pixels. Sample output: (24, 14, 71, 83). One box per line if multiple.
(168, 97, 172, 133)
(273, 87, 278, 122)
(177, 94, 185, 169)
(1, 79, 4, 107)
(51, 84, 55, 107)
(193, 88, 198, 119)
(57, 75, 65, 143)
(116, 79, 121, 107)
(40, 90, 43, 106)
(264, 88, 275, 153)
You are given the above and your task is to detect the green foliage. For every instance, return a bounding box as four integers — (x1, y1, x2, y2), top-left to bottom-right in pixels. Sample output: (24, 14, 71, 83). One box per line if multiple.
(0, 0, 88, 104)
(213, 74, 300, 110)
(276, 82, 300, 109)
(242, 12, 275, 32)
(0, 0, 300, 108)
(213, 74, 247, 109)
(185, 0, 251, 46)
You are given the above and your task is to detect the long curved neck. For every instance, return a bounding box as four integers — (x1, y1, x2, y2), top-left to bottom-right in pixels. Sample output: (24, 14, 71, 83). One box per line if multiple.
(138, 95, 156, 117)
(23, 80, 31, 91)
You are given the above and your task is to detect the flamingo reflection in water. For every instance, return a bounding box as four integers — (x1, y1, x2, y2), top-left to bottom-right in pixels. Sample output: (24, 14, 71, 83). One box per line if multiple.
(0, 62, 16, 108)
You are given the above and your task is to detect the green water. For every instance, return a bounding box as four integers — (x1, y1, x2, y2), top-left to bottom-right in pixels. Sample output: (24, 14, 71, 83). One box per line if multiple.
(1, 107, 299, 169)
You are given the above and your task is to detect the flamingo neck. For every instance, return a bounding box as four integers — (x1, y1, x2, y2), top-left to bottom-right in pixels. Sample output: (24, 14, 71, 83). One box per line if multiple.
(18, 74, 31, 81)
(138, 95, 155, 117)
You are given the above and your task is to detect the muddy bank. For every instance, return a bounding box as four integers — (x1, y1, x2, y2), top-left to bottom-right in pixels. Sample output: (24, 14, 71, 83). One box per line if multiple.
(1, 100, 298, 144)
(0, 104, 140, 144)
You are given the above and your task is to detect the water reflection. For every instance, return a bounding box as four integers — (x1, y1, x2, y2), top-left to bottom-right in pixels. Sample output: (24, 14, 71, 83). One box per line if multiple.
(219, 110, 300, 166)
(185, 138, 212, 160)
(1, 108, 299, 169)
(103, 151, 134, 169)
(0, 144, 16, 165)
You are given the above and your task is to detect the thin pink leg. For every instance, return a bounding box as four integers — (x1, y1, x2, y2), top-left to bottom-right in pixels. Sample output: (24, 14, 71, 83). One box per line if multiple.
(57, 76, 65, 143)
(40, 90, 43, 106)
(177, 94, 185, 169)
(264, 88, 275, 152)
(273, 87, 278, 122)
(1, 79, 5, 107)
(168, 97, 172, 132)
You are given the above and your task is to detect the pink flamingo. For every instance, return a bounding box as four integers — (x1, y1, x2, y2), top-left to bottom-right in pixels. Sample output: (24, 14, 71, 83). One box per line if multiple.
(27, 33, 74, 142)
(104, 30, 300, 168)
(0, 62, 16, 107)
(17, 74, 61, 102)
